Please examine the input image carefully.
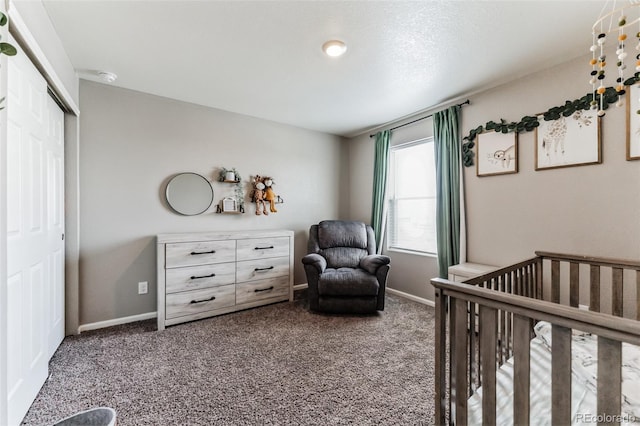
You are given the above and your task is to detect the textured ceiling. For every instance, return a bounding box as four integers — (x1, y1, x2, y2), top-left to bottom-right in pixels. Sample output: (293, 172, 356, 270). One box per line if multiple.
(41, 0, 607, 137)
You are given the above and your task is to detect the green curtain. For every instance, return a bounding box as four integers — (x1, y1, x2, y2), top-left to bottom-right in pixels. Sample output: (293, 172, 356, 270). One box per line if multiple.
(370, 130, 391, 253)
(433, 106, 461, 278)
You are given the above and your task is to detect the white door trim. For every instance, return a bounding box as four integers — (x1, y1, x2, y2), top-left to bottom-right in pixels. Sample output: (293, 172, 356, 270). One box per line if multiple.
(7, 4, 79, 115)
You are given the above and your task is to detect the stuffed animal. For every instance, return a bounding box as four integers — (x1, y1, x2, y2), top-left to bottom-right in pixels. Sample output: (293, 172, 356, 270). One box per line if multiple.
(263, 177, 278, 213)
(252, 176, 268, 215)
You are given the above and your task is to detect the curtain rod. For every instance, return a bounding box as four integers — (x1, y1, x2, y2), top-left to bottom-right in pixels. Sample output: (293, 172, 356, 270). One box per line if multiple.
(369, 99, 470, 138)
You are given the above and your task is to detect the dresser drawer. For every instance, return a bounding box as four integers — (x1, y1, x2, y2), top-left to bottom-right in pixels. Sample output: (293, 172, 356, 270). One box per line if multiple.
(236, 276, 289, 305)
(236, 256, 289, 283)
(236, 237, 289, 261)
(166, 240, 235, 268)
(166, 285, 235, 319)
(165, 262, 236, 294)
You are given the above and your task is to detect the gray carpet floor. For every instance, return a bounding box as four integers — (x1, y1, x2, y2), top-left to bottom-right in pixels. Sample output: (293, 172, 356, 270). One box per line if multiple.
(21, 291, 436, 426)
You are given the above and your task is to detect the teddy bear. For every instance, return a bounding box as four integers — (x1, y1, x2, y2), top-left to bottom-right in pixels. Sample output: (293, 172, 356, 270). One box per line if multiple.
(252, 176, 268, 215)
(263, 177, 278, 213)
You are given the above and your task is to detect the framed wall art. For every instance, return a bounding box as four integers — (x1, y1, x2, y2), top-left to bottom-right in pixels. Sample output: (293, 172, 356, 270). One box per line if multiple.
(476, 131, 518, 177)
(535, 109, 601, 170)
(627, 85, 640, 160)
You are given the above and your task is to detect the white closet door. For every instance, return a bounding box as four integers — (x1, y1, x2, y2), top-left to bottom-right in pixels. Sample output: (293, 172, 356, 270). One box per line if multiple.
(45, 94, 64, 359)
(6, 38, 65, 425)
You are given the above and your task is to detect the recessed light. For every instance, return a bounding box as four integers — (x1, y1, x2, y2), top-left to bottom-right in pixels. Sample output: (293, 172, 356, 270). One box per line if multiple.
(322, 40, 347, 58)
(97, 71, 117, 83)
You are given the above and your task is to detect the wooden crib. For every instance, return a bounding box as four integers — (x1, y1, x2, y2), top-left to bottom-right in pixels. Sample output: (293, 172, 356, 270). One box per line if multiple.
(431, 251, 640, 425)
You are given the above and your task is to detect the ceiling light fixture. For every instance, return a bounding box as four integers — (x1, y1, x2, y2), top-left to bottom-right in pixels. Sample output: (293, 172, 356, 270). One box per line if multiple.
(322, 40, 347, 58)
(97, 71, 118, 83)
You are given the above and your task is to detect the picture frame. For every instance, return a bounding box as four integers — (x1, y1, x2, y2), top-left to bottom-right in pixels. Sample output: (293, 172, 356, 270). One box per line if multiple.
(535, 108, 601, 170)
(476, 131, 518, 177)
(627, 86, 640, 160)
(221, 197, 238, 212)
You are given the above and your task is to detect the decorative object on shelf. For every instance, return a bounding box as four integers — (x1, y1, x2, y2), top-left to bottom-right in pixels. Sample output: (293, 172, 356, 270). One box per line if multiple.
(462, 88, 622, 168)
(0, 11, 17, 111)
(252, 175, 268, 215)
(627, 87, 640, 160)
(218, 167, 240, 183)
(251, 175, 283, 216)
(534, 108, 601, 170)
(216, 196, 241, 214)
(476, 131, 518, 177)
(589, 1, 640, 116)
(263, 177, 278, 213)
(165, 172, 214, 216)
(216, 167, 245, 214)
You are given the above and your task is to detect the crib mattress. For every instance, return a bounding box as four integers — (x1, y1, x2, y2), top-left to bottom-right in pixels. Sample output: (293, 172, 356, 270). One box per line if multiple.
(466, 322, 640, 425)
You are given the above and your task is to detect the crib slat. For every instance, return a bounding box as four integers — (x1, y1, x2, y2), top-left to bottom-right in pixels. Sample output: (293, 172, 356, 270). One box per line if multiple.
(469, 301, 477, 392)
(551, 260, 560, 303)
(499, 276, 506, 365)
(570, 262, 579, 308)
(612, 267, 623, 317)
(506, 273, 513, 358)
(637, 270, 640, 321)
(535, 258, 543, 300)
(480, 305, 498, 426)
(513, 314, 531, 426)
(434, 289, 446, 425)
(551, 324, 571, 425)
(454, 299, 468, 425)
(597, 336, 622, 424)
(590, 265, 601, 313)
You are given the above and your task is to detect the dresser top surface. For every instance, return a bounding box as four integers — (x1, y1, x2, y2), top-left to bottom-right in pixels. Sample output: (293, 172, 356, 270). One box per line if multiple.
(157, 229, 294, 244)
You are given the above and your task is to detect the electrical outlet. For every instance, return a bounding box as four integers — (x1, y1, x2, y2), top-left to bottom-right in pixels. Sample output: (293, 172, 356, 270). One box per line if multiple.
(138, 281, 148, 295)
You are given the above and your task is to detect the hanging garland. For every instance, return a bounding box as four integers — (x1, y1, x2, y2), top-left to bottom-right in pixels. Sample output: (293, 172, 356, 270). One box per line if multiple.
(461, 85, 632, 167)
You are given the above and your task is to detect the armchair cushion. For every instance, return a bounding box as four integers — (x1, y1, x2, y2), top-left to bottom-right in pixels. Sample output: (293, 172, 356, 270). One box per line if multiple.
(318, 220, 367, 249)
(359, 254, 391, 275)
(318, 268, 380, 297)
(302, 253, 326, 274)
(322, 247, 368, 269)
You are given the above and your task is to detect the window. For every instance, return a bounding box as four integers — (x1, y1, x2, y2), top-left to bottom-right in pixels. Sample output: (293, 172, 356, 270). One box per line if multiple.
(387, 138, 437, 254)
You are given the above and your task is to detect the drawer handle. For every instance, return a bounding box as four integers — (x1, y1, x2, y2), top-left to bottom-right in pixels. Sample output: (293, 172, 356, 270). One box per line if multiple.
(191, 273, 216, 280)
(190, 296, 216, 304)
(190, 250, 216, 255)
(254, 286, 274, 293)
(254, 246, 274, 250)
(254, 266, 274, 272)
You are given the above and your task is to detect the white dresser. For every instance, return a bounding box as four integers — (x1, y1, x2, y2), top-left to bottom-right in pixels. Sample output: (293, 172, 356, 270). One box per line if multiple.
(157, 230, 294, 330)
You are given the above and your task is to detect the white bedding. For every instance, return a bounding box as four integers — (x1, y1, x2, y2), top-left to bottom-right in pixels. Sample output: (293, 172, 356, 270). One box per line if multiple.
(466, 321, 640, 425)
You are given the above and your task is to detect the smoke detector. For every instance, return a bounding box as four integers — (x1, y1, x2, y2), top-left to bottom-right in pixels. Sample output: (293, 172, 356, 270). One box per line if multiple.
(97, 71, 117, 83)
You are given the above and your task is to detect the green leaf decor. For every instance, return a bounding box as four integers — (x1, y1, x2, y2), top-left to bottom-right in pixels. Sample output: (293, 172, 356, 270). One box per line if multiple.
(462, 86, 628, 167)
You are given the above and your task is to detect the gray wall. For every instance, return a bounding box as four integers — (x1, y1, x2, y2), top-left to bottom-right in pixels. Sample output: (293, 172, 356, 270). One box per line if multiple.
(463, 55, 640, 266)
(345, 53, 640, 303)
(79, 80, 344, 325)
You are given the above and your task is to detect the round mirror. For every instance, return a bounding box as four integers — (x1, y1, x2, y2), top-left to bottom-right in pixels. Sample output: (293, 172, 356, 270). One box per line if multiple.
(165, 172, 214, 215)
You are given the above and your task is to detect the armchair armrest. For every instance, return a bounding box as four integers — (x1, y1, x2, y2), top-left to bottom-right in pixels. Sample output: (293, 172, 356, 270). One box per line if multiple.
(359, 254, 391, 274)
(302, 253, 327, 274)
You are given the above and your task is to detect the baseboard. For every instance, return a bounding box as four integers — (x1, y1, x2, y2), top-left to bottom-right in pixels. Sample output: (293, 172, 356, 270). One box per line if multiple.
(78, 311, 157, 333)
(386, 287, 435, 307)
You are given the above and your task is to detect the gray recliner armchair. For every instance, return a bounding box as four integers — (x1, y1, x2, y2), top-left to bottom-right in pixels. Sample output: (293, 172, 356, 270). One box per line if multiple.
(302, 220, 390, 313)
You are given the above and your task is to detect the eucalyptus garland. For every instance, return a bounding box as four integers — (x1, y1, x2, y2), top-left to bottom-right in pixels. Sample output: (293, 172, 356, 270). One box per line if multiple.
(461, 85, 630, 167)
